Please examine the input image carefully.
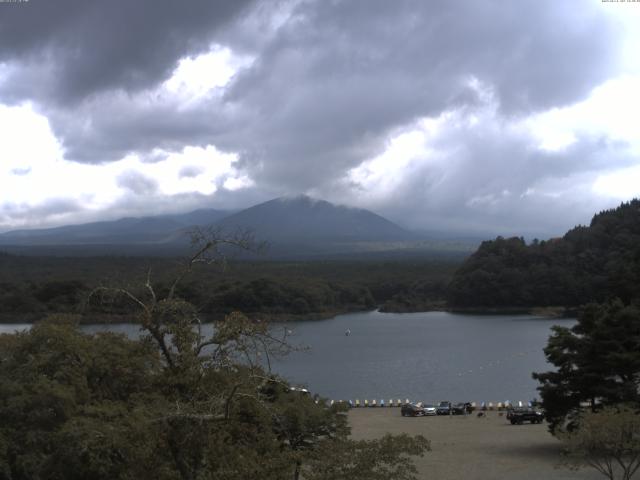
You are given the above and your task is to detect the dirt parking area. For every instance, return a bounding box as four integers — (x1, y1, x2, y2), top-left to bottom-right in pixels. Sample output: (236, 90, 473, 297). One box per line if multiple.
(348, 408, 601, 480)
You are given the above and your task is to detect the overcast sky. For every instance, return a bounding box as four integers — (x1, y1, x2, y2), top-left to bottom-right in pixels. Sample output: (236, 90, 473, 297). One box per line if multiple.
(1, 0, 639, 237)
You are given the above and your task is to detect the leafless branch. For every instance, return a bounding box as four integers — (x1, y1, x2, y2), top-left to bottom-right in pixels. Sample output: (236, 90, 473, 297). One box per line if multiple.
(88, 286, 150, 315)
(145, 268, 157, 306)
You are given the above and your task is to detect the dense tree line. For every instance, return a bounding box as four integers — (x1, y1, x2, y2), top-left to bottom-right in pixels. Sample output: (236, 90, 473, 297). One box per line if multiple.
(447, 200, 640, 308)
(0, 255, 456, 321)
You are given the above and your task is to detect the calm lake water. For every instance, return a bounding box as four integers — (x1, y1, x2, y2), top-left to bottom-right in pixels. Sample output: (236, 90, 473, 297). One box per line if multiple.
(0, 310, 573, 404)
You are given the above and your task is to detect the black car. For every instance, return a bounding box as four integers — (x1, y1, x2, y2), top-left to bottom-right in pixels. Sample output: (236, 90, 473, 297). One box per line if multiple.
(451, 403, 469, 415)
(506, 407, 544, 424)
(436, 401, 452, 415)
(401, 403, 425, 417)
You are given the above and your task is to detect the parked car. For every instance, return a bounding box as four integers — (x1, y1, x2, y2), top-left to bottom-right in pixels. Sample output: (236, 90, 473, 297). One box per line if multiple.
(421, 403, 437, 416)
(451, 403, 469, 415)
(401, 403, 425, 417)
(436, 401, 452, 415)
(506, 407, 544, 424)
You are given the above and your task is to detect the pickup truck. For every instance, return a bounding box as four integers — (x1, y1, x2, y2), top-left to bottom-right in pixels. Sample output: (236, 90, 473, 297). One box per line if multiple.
(506, 407, 544, 424)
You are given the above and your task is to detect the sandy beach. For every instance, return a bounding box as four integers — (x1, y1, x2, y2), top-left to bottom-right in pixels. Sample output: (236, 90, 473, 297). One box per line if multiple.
(348, 408, 601, 480)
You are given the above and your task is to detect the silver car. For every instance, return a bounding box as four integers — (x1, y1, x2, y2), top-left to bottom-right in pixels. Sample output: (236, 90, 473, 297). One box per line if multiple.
(422, 403, 437, 416)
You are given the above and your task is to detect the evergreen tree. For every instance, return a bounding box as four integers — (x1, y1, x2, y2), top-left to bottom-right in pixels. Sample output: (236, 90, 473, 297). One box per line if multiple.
(533, 300, 640, 433)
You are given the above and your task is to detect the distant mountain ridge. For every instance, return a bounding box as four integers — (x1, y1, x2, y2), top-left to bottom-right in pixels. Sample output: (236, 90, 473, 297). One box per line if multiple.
(0, 195, 413, 248)
(216, 195, 413, 242)
(0, 196, 478, 258)
(0, 209, 231, 246)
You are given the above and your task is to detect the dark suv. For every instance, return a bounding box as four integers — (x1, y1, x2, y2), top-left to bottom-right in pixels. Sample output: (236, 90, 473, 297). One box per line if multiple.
(436, 401, 452, 415)
(506, 408, 544, 424)
(401, 403, 425, 417)
(452, 402, 472, 415)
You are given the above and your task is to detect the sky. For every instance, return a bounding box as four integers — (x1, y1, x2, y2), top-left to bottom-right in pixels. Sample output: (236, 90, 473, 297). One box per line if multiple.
(1, 0, 640, 237)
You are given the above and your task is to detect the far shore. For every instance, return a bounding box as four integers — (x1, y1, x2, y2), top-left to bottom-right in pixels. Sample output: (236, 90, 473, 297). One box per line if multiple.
(0, 308, 366, 325)
(0, 304, 577, 325)
(349, 408, 599, 480)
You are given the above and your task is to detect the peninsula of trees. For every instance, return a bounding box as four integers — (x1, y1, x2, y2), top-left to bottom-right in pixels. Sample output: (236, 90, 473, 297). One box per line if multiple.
(447, 199, 640, 309)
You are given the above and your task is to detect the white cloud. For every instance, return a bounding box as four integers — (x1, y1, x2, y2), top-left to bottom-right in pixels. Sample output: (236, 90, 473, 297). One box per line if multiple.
(163, 44, 253, 103)
(223, 175, 254, 191)
(525, 75, 640, 153)
(0, 103, 253, 229)
(347, 125, 439, 198)
(593, 164, 640, 200)
(0, 102, 63, 172)
(596, 0, 640, 74)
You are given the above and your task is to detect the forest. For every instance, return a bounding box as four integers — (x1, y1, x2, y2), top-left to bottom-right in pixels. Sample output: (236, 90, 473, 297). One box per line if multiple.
(447, 199, 640, 309)
(0, 235, 430, 479)
(2, 200, 640, 321)
(0, 254, 457, 323)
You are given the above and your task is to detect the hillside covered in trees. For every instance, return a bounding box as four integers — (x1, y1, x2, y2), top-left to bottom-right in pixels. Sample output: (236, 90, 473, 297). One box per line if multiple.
(0, 255, 456, 322)
(447, 199, 640, 308)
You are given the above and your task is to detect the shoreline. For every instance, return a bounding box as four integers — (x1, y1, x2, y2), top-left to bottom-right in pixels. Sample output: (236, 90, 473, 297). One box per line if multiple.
(0, 304, 576, 325)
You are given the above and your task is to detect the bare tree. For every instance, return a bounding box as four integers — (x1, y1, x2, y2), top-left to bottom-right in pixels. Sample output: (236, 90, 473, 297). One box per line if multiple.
(88, 228, 282, 366)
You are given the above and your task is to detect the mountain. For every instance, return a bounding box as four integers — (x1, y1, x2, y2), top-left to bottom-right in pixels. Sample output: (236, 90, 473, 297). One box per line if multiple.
(0, 209, 231, 246)
(0, 196, 471, 259)
(0, 196, 413, 249)
(215, 195, 413, 243)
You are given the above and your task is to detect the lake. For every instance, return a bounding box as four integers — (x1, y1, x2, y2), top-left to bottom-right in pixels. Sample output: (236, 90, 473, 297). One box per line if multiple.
(0, 310, 573, 405)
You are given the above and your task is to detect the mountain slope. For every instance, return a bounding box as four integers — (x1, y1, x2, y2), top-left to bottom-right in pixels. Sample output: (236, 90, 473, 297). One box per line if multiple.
(215, 195, 413, 243)
(0, 196, 432, 258)
(0, 209, 231, 246)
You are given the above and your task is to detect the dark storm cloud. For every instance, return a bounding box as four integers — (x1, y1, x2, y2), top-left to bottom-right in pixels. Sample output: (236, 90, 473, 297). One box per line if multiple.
(220, 0, 620, 192)
(350, 112, 636, 238)
(3, 0, 619, 164)
(0, 0, 255, 104)
(45, 94, 226, 163)
(0, 0, 628, 232)
(116, 170, 158, 195)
